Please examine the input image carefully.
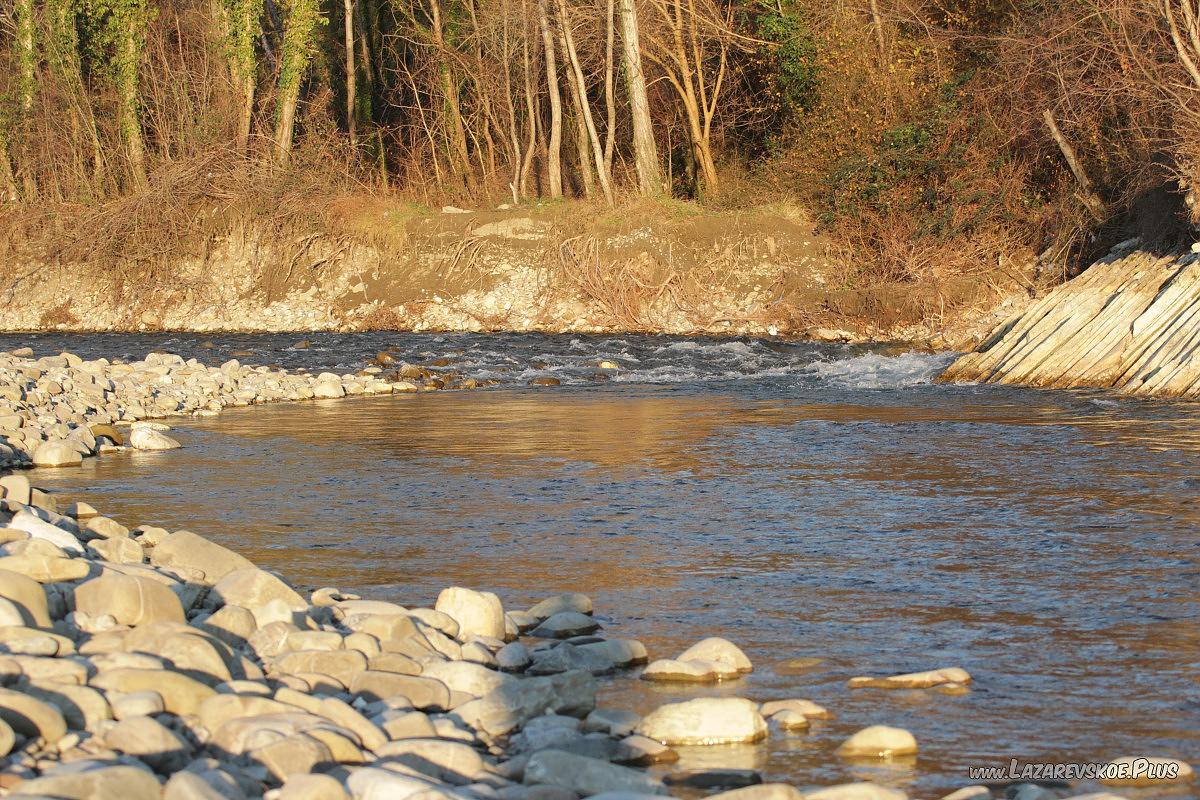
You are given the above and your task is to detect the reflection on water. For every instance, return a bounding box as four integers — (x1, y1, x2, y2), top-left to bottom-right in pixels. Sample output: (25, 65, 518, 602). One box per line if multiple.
(15, 334, 1200, 798)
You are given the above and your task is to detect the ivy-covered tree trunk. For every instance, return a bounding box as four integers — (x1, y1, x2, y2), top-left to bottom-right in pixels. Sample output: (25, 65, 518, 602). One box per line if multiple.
(274, 0, 322, 163)
(48, 0, 108, 192)
(119, 19, 148, 187)
(222, 0, 262, 151)
(14, 0, 37, 198)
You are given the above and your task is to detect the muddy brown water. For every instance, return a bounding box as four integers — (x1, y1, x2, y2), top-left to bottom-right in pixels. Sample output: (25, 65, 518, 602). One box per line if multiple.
(7, 332, 1200, 799)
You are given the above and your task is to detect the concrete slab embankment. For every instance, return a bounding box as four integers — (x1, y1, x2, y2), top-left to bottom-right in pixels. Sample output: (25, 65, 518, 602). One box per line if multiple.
(940, 249, 1200, 396)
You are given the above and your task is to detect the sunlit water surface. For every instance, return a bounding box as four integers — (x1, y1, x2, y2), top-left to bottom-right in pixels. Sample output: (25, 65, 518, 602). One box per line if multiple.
(4, 332, 1199, 798)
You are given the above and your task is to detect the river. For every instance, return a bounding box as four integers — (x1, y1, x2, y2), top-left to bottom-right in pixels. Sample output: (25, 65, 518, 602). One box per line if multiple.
(4, 331, 1198, 797)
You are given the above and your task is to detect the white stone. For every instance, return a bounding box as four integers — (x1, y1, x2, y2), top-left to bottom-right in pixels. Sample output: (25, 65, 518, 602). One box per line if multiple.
(835, 726, 918, 758)
(435, 587, 505, 639)
(129, 427, 182, 451)
(634, 698, 766, 746)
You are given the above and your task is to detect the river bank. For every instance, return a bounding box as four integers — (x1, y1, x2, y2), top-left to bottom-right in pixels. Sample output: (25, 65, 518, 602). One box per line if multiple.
(0, 201, 1026, 348)
(2, 340, 1200, 796)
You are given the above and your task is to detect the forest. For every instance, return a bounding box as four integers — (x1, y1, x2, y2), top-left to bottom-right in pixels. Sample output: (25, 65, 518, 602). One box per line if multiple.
(3, 0, 1200, 280)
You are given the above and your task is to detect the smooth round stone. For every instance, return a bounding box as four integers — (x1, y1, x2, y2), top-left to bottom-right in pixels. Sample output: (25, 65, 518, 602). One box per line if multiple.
(772, 709, 809, 731)
(705, 785, 805, 800)
(497, 642, 532, 672)
(1100, 756, 1194, 786)
(32, 441, 83, 467)
(104, 715, 192, 773)
(617, 734, 678, 765)
(585, 708, 642, 737)
(665, 769, 761, 789)
(74, 574, 185, 627)
(634, 698, 766, 746)
(836, 726, 919, 758)
(760, 698, 832, 720)
(676, 637, 753, 673)
(641, 658, 739, 683)
(531, 611, 601, 639)
(523, 748, 667, 796)
(805, 783, 908, 800)
(847, 667, 971, 689)
(0, 568, 50, 626)
(0, 717, 13, 758)
(528, 593, 594, 621)
(435, 587, 505, 639)
(112, 691, 165, 720)
(277, 773, 351, 800)
(129, 426, 182, 451)
(0, 686, 68, 742)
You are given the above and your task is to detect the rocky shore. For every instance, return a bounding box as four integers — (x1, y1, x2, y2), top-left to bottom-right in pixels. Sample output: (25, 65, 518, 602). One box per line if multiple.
(0, 347, 1193, 800)
(0, 347, 450, 470)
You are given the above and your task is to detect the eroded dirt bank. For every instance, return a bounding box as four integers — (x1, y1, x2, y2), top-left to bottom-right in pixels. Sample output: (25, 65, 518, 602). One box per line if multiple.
(0, 202, 1019, 346)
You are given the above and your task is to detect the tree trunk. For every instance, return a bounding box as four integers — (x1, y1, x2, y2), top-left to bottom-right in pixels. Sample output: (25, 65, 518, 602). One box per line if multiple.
(603, 0, 617, 175)
(558, 0, 613, 203)
(520, 29, 538, 197)
(274, 0, 321, 163)
(429, 0, 472, 181)
(1043, 109, 1107, 222)
(344, 0, 357, 146)
(537, 0, 563, 198)
(0, 131, 18, 202)
(617, 0, 662, 195)
(118, 11, 149, 188)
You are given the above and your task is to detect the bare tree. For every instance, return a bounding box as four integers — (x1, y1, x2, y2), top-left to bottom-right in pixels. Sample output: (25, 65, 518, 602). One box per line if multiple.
(618, 0, 663, 194)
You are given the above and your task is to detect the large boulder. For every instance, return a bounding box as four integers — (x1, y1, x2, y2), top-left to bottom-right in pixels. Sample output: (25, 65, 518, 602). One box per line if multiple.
(0, 568, 51, 626)
(451, 669, 596, 738)
(75, 573, 185, 627)
(104, 715, 192, 773)
(528, 593, 593, 621)
(8, 762, 161, 800)
(634, 698, 766, 746)
(91, 668, 215, 715)
(9, 510, 84, 553)
(129, 426, 182, 450)
(275, 649, 368, 687)
(348, 672, 452, 710)
(213, 567, 306, 613)
(374, 737, 488, 784)
(524, 749, 668, 796)
(32, 440, 84, 467)
(0, 686, 68, 742)
(675, 637, 753, 673)
(435, 587, 505, 639)
(150, 530, 254, 584)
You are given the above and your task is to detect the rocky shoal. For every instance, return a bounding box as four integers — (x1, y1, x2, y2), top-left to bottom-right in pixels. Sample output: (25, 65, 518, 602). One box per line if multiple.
(0, 349, 1192, 800)
(0, 347, 460, 471)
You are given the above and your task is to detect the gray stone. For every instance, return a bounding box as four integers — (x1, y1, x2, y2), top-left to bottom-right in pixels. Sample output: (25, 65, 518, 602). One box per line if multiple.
(523, 749, 668, 796)
(531, 612, 599, 639)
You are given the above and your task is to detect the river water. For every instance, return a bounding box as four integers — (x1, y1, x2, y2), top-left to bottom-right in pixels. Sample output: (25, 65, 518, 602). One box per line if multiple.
(5, 332, 1199, 798)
